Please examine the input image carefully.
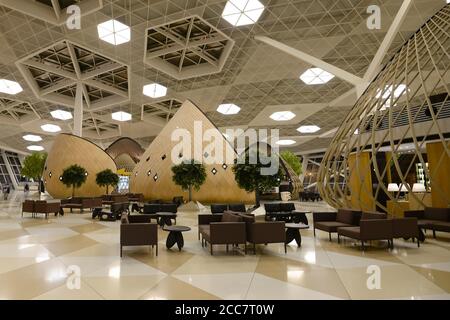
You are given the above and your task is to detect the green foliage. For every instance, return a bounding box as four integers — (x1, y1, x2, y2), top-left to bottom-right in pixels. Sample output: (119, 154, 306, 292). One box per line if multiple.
(171, 160, 207, 191)
(96, 169, 119, 194)
(233, 147, 282, 202)
(61, 164, 87, 197)
(21, 152, 47, 181)
(280, 150, 302, 175)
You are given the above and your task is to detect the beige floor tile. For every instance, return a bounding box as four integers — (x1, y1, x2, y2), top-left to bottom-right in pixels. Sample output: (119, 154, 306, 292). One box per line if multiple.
(0, 229, 28, 241)
(140, 276, 221, 300)
(70, 223, 107, 234)
(410, 266, 450, 293)
(43, 234, 99, 256)
(83, 274, 166, 300)
(0, 258, 68, 299)
(256, 256, 350, 299)
(130, 248, 194, 274)
(172, 254, 260, 275)
(0, 257, 42, 274)
(335, 264, 446, 299)
(32, 280, 104, 300)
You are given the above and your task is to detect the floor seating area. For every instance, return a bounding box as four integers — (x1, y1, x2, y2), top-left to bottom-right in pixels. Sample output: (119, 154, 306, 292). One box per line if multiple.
(264, 202, 308, 224)
(61, 197, 103, 212)
(405, 207, 450, 238)
(21, 199, 61, 219)
(120, 214, 158, 257)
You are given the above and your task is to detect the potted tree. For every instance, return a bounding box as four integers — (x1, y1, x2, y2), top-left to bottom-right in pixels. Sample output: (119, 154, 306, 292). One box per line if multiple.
(233, 146, 282, 207)
(60, 164, 87, 198)
(20, 152, 47, 199)
(171, 159, 206, 202)
(96, 169, 119, 194)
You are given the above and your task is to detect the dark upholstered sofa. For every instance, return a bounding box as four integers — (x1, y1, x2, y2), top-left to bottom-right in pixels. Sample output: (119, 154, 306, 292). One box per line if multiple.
(313, 208, 362, 241)
(198, 211, 247, 255)
(210, 203, 247, 214)
(404, 207, 450, 238)
(61, 197, 102, 212)
(337, 212, 420, 250)
(22, 200, 61, 219)
(264, 202, 308, 224)
(120, 214, 158, 257)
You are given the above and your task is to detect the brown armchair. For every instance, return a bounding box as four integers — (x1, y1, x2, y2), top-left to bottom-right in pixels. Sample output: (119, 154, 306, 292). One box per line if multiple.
(120, 214, 158, 257)
(198, 212, 246, 255)
(392, 218, 420, 247)
(313, 209, 362, 241)
(247, 221, 286, 254)
(22, 200, 35, 218)
(33, 201, 61, 219)
(338, 219, 393, 250)
(404, 207, 450, 238)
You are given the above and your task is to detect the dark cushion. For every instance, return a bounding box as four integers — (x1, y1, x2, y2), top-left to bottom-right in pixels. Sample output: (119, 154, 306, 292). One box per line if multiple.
(211, 204, 228, 214)
(362, 211, 387, 220)
(424, 207, 450, 222)
(280, 202, 295, 212)
(228, 203, 246, 213)
(143, 204, 160, 214)
(315, 221, 353, 232)
(338, 227, 361, 239)
(264, 203, 280, 213)
(221, 212, 243, 223)
(161, 203, 177, 213)
(431, 221, 450, 232)
(238, 213, 255, 224)
(336, 209, 355, 225)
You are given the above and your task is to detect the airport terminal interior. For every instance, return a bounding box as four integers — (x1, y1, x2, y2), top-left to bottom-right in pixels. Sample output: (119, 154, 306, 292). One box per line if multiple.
(0, 0, 449, 300)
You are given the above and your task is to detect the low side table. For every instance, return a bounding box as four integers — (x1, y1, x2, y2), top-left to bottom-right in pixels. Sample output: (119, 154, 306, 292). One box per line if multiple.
(285, 223, 309, 246)
(158, 212, 177, 227)
(163, 226, 191, 251)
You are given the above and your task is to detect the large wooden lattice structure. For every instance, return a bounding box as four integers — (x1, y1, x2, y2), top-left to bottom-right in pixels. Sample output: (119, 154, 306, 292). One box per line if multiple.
(318, 4, 450, 212)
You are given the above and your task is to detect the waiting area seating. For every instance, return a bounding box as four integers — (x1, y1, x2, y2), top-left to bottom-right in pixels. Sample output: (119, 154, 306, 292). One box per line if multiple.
(313, 208, 362, 241)
(61, 197, 102, 212)
(264, 202, 308, 224)
(22, 200, 61, 219)
(126, 193, 144, 202)
(120, 214, 158, 257)
(210, 203, 247, 214)
(404, 207, 450, 238)
(143, 203, 178, 225)
(93, 202, 129, 221)
(299, 192, 322, 202)
(198, 211, 286, 255)
(102, 194, 128, 205)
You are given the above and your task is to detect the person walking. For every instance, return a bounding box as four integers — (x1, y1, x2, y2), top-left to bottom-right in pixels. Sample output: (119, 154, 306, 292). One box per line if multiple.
(24, 183, 30, 199)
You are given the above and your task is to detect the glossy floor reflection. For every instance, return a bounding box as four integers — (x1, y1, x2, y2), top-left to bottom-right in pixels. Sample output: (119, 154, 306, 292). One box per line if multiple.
(0, 193, 449, 300)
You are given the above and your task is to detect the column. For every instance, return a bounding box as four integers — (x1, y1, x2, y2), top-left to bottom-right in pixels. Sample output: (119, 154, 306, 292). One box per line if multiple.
(73, 82, 83, 137)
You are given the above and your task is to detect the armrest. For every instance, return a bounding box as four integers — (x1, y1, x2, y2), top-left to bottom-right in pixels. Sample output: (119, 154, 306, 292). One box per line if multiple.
(313, 212, 337, 223)
(210, 222, 246, 243)
(198, 214, 222, 225)
(392, 218, 418, 238)
(47, 202, 60, 212)
(248, 222, 285, 243)
(120, 223, 157, 244)
(360, 219, 393, 240)
(404, 210, 424, 219)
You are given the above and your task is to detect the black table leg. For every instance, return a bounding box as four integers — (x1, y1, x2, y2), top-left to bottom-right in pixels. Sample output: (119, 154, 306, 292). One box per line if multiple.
(166, 231, 184, 251)
(286, 228, 301, 246)
(418, 227, 425, 242)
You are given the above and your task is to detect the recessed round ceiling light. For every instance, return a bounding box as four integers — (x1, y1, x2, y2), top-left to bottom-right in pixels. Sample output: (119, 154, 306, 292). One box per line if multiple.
(41, 124, 61, 133)
(27, 145, 44, 151)
(297, 125, 321, 133)
(270, 111, 296, 121)
(0, 79, 23, 95)
(97, 19, 131, 45)
(111, 111, 132, 122)
(217, 103, 240, 115)
(299, 68, 335, 85)
(50, 109, 72, 120)
(276, 139, 296, 146)
(143, 83, 167, 98)
(23, 134, 42, 142)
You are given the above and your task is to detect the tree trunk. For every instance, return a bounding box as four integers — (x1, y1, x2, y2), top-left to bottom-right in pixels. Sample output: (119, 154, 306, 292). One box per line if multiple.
(38, 178, 41, 200)
(106, 185, 109, 194)
(72, 185, 75, 198)
(188, 185, 192, 202)
(254, 190, 261, 208)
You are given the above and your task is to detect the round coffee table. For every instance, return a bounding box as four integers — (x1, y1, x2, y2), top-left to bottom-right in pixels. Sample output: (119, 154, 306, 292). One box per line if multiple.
(285, 223, 309, 246)
(158, 212, 177, 227)
(163, 225, 191, 251)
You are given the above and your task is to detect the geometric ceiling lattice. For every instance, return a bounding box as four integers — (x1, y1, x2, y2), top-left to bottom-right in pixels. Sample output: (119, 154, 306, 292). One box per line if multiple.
(0, 0, 102, 25)
(16, 40, 130, 111)
(144, 15, 235, 80)
(141, 98, 183, 122)
(318, 4, 450, 213)
(0, 96, 40, 124)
